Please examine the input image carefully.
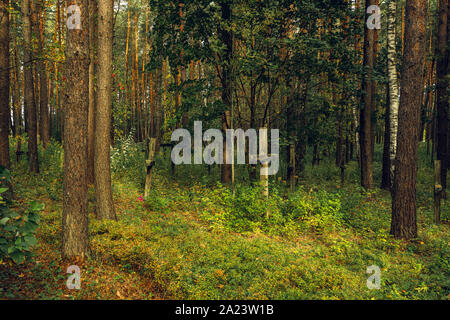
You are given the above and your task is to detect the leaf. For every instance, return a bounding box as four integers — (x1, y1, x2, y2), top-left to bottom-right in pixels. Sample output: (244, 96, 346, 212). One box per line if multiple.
(30, 201, 44, 212)
(10, 251, 25, 264)
(24, 236, 37, 246)
(0, 217, 9, 225)
(22, 221, 38, 233)
(0, 188, 8, 194)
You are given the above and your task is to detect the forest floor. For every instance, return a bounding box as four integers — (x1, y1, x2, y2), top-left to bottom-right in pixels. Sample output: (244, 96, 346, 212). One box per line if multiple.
(0, 140, 449, 300)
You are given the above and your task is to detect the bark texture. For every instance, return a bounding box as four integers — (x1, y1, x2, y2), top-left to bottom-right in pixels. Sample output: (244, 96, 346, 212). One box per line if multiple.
(37, 1, 49, 148)
(219, 0, 233, 184)
(62, 0, 90, 258)
(387, 0, 400, 190)
(0, 0, 10, 169)
(22, 0, 39, 173)
(436, 0, 448, 191)
(95, 0, 116, 220)
(391, 0, 427, 240)
(87, 0, 97, 185)
(359, 0, 376, 189)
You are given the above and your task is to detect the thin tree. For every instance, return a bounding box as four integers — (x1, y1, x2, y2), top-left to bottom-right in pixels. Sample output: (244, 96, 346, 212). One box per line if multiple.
(0, 0, 10, 169)
(62, 0, 90, 258)
(387, 0, 400, 190)
(359, 0, 377, 189)
(95, 0, 116, 220)
(218, 0, 233, 184)
(87, 0, 97, 185)
(37, 0, 50, 148)
(435, 0, 448, 193)
(391, 0, 427, 239)
(22, 0, 39, 173)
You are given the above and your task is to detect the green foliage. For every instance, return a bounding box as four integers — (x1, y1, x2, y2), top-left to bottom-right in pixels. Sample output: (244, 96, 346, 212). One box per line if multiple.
(144, 190, 171, 214)
(282, 188, 344, 233)
(111, 132, 146, 185)
(0, 169, 43, 264)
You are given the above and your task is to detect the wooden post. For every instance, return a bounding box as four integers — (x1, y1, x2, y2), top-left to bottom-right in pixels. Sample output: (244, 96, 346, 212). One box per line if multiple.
(260, 128, 269, 218)
(288, 144, 295, 192)
(434, 160, 442, 224)
(144, 138, 157, 197)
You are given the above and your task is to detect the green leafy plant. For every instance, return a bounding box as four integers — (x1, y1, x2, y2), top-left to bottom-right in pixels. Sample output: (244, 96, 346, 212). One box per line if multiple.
(0, 169, 43, 264)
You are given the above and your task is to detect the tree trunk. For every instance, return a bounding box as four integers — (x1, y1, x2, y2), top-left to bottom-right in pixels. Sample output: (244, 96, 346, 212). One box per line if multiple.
(386, 0, 400, 191)
(381, 82, 391, 190)
(391, 0, 427, 240)
(62, 0, 90, 258)
(0, 0, 10, 169)
(22, 0, 39, 173)
(436, 0, 448, 192)
(87, 0, 97, 185)
(219, 0, 233, 184)
(95, 0, 116, 221)
(151, 58, 163, 153)
(359, 0, 376, 189)
(37, 1, 49, 148)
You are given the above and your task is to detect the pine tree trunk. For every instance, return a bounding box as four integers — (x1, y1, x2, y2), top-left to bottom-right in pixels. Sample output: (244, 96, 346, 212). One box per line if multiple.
(359, 0, 376, 189)
(37, 1, 49, 148)
(0, 0, 10, 169)
(219, 0, 233, 184)
(87, 0, 97, 185)
(391, 0, 427, 240)
(95, 0, 116, 221)
(22, 0, 39, 173)
(62, 0, 90, 258)
(436, 0, 448, 192)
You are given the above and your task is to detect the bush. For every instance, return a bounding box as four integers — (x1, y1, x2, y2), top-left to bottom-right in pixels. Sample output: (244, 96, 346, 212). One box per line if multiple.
(0, 168, 43, 264)
(282, 188, 344, 233)
(111, 132, 146, 184)
(144, 190, 171, 214)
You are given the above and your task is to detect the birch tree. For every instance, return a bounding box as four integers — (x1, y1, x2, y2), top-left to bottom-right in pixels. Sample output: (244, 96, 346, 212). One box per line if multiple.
(387, 0, 400, 190)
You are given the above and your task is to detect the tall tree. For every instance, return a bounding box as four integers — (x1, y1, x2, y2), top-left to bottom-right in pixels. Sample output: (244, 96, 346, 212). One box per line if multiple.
(435, 0, 448, 193)
(22, 0, 39, 173)
(87, 0, 97, 185)
(0, 0, 9, 169)
(95, 0, 116, 220)
(391, 0, 427, 239)
(219, 0, 233, 184)
(387, 0, 400, 190)
(62, 0, 90, 258)
(37, 0, 50, 148)
(359, 0, 377, 189)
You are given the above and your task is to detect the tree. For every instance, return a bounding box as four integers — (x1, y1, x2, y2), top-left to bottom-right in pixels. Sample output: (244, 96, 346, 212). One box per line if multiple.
(36, 0, 50, 148)
(95, 0, 116, 220)
(218, 0, 233, 184)
(435, 0, 448, 193)
(0, 0, 10, 169)
(22, 0, 39, 173)
(359, 0, 377, 189)
(62, 0, 90, 258)
(387, 0, 400, 190)
(87, 0, 97, 185)
(391, 0, 427, 240)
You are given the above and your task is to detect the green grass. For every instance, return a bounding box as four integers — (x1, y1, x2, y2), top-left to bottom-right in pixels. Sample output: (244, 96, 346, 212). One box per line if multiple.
(2, 138, 449, 300)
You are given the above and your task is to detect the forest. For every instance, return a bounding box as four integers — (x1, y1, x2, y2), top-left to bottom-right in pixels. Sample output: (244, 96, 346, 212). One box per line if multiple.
(0, 0, 448, 301)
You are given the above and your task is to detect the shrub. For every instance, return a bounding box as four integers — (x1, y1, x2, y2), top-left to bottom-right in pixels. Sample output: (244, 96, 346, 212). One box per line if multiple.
(111, 132, 146, 184)
(0, 168, 43, 264)
(144, 190, 171, 214)
(282, 188, 344, 233)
